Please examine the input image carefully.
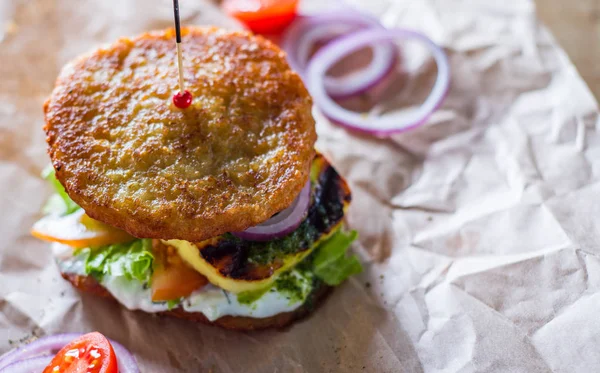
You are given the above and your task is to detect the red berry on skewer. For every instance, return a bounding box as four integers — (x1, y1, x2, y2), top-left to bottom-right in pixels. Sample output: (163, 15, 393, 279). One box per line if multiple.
(173, 90, 192, 109)
(172, 1, 191, 109)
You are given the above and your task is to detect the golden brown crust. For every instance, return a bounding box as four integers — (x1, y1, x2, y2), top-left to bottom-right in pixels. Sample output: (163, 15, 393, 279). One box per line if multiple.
(45, 27, 316, 241)
(60, 272, 330, 331)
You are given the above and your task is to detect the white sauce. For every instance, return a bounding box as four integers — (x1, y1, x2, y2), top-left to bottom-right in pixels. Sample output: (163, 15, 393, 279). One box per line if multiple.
(102, 275, 169, 313)
(54, 245, 312, 321)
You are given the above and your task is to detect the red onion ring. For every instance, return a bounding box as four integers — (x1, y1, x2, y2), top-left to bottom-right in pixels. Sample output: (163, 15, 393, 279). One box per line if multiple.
(232, 180, 311, 241)
(306, 29, 450, 135)
(0, 355, 53, 373)
(0, 333, 80, 370)
(111, 340, 141, 373)
(282, 12, 398, 99)
(0, 333, 139, 373)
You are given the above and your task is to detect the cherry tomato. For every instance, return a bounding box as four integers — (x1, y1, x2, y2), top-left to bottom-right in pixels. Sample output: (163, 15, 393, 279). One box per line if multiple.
(31, 209, 135, 249)
(223, 0, 299, 34)
(43, 332, 118, 373)
(151, 254, 208, 302)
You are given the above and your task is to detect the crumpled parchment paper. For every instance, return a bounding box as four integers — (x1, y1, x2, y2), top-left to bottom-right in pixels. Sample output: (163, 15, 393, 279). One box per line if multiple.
(1, 0, 599, 372)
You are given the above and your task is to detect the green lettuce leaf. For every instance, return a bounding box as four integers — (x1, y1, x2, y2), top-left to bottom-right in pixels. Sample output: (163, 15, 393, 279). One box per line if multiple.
(42, 165, 80, 215)
(79, 239, 154, 282)
(166, 299, 182, 310)
(312, 230, 362, 286)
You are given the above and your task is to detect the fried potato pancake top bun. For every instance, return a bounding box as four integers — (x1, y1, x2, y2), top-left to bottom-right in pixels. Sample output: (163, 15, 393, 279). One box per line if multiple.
(44, 27, 316, 241)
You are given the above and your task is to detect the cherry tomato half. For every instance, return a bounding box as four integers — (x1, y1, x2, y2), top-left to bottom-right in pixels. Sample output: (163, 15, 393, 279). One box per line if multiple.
(43, 332, 118, 373)
(223, 0, 299, 34)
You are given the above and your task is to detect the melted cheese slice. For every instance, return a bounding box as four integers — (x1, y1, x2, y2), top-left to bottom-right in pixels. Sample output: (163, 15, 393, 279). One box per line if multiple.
(164, 224, 340, 294)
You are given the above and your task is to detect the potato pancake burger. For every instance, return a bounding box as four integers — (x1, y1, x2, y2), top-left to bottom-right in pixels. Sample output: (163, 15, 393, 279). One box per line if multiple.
(33, 27, 362, 330)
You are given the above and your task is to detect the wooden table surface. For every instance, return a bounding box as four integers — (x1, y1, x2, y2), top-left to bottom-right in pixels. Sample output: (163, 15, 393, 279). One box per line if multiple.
(536, 0, 600, 101)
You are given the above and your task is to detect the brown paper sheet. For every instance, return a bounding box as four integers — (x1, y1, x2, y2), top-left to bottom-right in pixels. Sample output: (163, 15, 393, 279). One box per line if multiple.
(1, 0, 599, 371)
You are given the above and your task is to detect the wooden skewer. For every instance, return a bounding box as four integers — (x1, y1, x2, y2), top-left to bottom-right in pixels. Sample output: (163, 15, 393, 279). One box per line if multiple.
(176, 43, 185, 93)
(173, 0, 185, 94)
(172, 0, 192, 108)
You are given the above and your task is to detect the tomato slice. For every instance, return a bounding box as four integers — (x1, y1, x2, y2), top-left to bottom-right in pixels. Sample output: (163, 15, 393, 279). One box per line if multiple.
(43, 332, 118, 373)
(223, 0, 299, 34)
(151, 263, 208, 302)
(151, 243, 208, 302)
(31, 209, 135, 249)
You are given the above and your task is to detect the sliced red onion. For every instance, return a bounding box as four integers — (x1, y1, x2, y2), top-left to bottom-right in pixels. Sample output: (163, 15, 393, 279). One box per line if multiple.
(324, 43, 398, 99)
(111, 340, 140, 373)
(282, 12, 398, 99)
(0, 333, 139, 373)
(306, 29, 450, 135)
(0, 355, 53, 373)
(232, 180, 311, 241)
(0, 333, 81, 370)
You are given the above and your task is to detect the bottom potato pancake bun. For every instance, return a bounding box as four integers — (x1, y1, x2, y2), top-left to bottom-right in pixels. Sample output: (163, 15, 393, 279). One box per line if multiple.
(60, 271, 331, 331)
(34, 27, 362, 330)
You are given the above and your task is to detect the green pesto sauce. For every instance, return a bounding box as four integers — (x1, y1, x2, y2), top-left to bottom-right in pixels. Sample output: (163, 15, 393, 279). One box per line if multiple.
(236, 270, 312, 306)
(246, 220, 320, 265)
(274, 271, 311, 305)
(237, 286, 270, 305)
